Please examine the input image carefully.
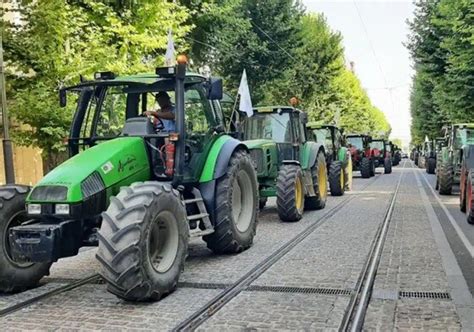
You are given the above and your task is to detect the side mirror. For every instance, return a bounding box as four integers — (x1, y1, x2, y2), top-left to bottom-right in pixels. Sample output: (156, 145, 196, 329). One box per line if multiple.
(207, 77, 223, 100)
(59, 89, 67, 107)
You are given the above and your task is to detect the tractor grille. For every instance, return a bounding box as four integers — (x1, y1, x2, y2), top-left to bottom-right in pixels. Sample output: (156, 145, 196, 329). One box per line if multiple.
(250, 149, 265, 174)
(29, 185, 68, 201)
(81, 172, 105, 198)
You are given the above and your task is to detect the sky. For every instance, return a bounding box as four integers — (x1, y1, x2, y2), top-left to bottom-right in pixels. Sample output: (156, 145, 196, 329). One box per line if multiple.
(303, 0, 415, 147)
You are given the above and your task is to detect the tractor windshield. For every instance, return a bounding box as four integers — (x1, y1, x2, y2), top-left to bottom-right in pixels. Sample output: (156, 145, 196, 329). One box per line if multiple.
(347, 137, 363, 150)
(370, 141, 384, 150)
(243, 113, 292, 143)
(313, 128, 330, 144)
(456, 128, 474, 146)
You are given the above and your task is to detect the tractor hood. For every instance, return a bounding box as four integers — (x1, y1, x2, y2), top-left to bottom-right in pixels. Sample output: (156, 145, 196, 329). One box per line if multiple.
(27, 137, 150, 203)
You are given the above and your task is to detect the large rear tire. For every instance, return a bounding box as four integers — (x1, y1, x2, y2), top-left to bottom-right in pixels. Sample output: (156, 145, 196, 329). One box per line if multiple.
(97, 182, 189, 301)
(384, 157, 392, 174)
(0, 186, 52, 293)
(304, 152, 328, 210)
(277, 164, 304, 221)
(360, 157, 371, 178)
(438, 162, 454, 195)
(370, 159, 376, 176)
(204, 149, 257, 253)
(329, 161, 344, 196)
(427, 158, 436, 174)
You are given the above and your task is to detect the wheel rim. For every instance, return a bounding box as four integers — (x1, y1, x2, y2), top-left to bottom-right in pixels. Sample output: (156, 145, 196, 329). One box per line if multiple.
(4, 211, 34, 268)
(232, 169, 254, 233)
(318, 163, 328, 199)
(148, 211, 179, 273)
(295, 176, 304, 211)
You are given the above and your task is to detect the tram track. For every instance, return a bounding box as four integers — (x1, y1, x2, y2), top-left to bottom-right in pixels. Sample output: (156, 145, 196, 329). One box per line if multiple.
(0, 273, 101, 318)
(173, 173, 384, 331)
(339, 162, 405, 331)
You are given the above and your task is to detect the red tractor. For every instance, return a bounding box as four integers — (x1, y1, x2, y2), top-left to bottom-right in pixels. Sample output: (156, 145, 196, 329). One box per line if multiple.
(347, 134, 375, 178)
(369, 138, 392, 174)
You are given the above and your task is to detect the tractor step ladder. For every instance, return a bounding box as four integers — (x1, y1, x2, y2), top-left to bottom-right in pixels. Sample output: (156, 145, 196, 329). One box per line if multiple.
(185, 188, 214, 237)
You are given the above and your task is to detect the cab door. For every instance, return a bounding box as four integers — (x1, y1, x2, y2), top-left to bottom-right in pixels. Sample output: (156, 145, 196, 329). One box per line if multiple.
(183, 83, 221, 182)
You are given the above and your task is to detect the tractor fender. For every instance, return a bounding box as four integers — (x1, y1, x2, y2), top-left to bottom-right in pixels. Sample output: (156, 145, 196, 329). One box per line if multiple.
(301, 142, 325, 170)
(198, 137, 248, 223)
(282, 160, 301, 166)
(199, 136, 247, 183)
(337, 147, 349, 165)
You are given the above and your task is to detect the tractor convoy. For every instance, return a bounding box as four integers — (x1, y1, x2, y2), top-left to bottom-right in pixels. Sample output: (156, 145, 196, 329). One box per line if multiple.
(0, 57, 406, 302)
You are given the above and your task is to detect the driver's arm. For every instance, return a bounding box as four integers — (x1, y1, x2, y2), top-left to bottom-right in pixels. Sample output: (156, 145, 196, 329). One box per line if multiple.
(143, 110, 175, 120)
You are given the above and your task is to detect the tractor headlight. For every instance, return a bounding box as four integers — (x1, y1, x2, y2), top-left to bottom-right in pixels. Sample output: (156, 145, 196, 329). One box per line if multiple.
(55, 204, 70, 215)
(27, 204, 42, 215)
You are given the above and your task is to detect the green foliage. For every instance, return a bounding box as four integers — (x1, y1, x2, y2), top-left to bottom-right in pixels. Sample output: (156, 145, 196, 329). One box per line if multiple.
(183, 1, 390, 135)
(4, 0, 390, 168)
(3, 0, 190, 159)
(408, 0, 474, 144)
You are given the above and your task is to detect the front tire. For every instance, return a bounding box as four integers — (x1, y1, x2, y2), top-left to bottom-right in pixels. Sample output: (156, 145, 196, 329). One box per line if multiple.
(97, 182, 189, 301)
(360, 157, 371, 178)
(427, 158, 436, 174)
(384, 157, 392, 174)
(438, 162, 454, 195)
(204, 149, 258, 253)
(305, 152, 328, 210)
(277, 164, 304, 221)
(329, 161, 345, 196)
(0, 186, 51, 293)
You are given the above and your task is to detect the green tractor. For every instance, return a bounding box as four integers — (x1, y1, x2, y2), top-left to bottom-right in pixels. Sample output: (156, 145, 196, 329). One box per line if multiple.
(1, 60, 259, 301)
(347, 134, 375, 178)
(437, 124, 474, 195)
(369, 139, 392, 174)
(239, 106, 328, 222)
(306, 124, 352, 195)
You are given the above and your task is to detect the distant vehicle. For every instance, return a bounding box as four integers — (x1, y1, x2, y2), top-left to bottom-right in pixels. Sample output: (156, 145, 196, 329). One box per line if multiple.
(402, 152, 408, 159)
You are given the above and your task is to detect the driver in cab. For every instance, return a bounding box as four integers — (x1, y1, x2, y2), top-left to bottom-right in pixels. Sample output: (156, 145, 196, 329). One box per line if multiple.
(143, 91, 176, 132)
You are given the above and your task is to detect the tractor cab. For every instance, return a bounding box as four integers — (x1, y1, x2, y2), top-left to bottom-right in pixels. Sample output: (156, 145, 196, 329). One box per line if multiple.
(61, 70, 224, 183)
(242, 106, 308, 163)
(306, 124, 344, 164)
(369, 139, 385, 161)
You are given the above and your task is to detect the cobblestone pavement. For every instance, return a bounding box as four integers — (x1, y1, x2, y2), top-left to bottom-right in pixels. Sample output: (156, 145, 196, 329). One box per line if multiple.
(0, 164, 470, 331)
(364, 165, 463, 331)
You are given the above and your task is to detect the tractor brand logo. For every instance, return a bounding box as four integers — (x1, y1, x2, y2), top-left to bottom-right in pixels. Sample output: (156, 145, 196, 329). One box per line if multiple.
(101, 161, 114, 174)
(118, 155, 137, 173)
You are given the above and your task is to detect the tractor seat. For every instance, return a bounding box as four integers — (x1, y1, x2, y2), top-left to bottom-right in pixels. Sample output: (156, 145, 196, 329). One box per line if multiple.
(121, 117, 155, 136)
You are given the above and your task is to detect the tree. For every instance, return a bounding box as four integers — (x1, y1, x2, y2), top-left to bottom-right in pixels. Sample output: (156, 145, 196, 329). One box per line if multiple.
(3, 0, 190, 171)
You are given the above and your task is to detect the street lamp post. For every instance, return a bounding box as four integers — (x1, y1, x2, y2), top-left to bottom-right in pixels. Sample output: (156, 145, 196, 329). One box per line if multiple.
(0, 35, 15, 184)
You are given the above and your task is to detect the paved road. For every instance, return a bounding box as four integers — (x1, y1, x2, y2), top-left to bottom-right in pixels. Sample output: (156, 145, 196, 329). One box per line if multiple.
(0, 160, 473, 331)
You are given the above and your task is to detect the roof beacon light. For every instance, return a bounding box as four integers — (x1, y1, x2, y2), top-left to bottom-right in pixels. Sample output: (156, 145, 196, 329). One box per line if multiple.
(94, 71, 116, 80)
(177, 54, 188, 65)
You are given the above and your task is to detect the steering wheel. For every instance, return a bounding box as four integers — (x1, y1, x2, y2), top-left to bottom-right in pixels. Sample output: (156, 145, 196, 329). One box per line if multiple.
(142, 113, 164, 131)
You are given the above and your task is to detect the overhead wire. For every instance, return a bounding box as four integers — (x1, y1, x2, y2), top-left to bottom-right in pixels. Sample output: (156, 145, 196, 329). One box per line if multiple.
(352, 0, 396, 114)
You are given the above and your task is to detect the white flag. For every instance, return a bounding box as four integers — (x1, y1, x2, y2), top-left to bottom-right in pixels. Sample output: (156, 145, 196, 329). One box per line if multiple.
(238, 69, 253, 117)
(165, 29, 175, 66)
